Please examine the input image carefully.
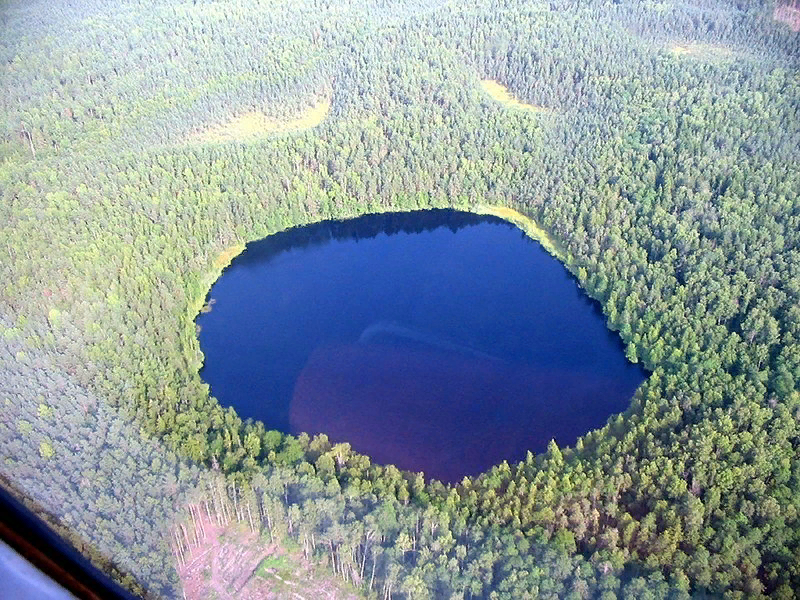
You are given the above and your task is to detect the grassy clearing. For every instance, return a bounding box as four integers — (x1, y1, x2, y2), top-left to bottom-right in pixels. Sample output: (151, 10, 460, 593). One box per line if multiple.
(668, 43, 737, 61)
(473, 204, 565, 261)
(212, 242, 246, 271)
(187, 99, 330, 144)
(480, 79, 548, 113)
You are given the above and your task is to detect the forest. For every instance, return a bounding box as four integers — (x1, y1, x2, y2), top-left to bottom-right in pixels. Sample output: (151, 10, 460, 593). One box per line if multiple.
(1, 0, 799, 598)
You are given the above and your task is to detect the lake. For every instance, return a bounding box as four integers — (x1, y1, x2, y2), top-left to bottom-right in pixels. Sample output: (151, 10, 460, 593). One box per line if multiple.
(196, 209, 646, 482)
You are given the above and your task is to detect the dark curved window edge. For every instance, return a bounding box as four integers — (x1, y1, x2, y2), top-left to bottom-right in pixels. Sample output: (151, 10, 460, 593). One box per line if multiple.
(0, 480, 139, 600)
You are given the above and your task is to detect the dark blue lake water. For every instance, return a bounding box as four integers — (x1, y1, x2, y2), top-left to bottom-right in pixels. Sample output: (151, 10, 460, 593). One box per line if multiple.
(197, 209, 645, 482)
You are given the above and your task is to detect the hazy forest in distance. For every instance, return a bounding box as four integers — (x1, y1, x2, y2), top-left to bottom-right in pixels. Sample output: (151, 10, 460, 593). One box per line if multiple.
(1, 0, 799, 598)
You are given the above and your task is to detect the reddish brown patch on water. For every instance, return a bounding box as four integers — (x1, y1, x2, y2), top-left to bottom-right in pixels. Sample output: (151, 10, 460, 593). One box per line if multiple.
(290, 344, 633, 482)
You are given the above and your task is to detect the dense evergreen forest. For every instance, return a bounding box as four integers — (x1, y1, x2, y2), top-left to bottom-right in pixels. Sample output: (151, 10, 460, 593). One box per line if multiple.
(1, 0, 799, 597)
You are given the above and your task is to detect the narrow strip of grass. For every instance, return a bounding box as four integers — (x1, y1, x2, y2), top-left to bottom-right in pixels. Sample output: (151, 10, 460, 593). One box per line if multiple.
(191, 242, 245, 316)
(185, 242, 246, 368)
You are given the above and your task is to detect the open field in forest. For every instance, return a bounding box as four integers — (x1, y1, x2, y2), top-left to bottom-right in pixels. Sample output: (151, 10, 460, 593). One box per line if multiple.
(668, 43, 738, 61)
(187, 100, 330, 144)
(480, 79, 548, 113)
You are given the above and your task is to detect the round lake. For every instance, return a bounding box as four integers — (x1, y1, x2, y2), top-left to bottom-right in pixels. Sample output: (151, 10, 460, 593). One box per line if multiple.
(196, 209, 646, 482)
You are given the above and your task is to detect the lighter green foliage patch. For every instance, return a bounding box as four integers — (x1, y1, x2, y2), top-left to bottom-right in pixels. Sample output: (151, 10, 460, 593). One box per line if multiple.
(669, 43, 739, 62)
(39, 440, 55, 459)
(38, 403, 54, 420)
(17, 419, 32, 436)
(187, 100, 330, 145)
(480, 80, 549, 113)
(256, 554, 291, 579)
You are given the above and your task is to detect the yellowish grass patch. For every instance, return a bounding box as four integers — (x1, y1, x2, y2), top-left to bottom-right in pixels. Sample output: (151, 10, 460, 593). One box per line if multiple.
(668, 43, 737, 61)
(187, 100, 330, 144)
(480, 80, 548, 113)
(212, 242, 246, 271)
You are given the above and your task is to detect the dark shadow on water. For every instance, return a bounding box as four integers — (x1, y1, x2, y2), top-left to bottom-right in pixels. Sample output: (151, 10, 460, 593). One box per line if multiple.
(230, 209, 504, 269)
